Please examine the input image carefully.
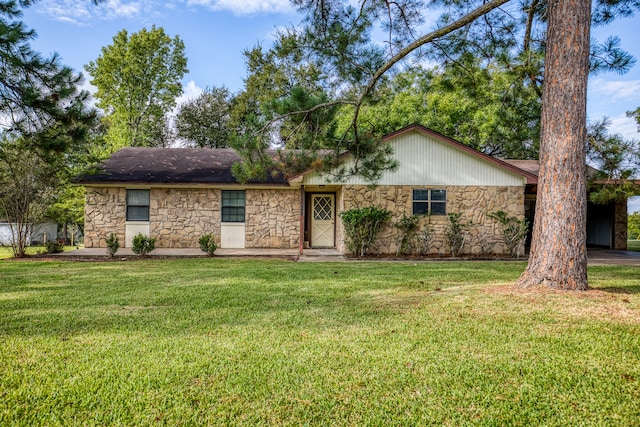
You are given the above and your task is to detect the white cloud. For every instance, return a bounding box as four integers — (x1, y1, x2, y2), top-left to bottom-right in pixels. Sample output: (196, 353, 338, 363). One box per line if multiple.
(78, 77, 98, 96)
(185, 0, 293, 15)
(33, 0, 146, 24)
(102, 0, 144, 20)
(36, 0, 92, 24)
(590, 78, 640, 102)
(33, 0, 293, 24)
(175, 80, 204, 107)
(608, 114, 640, 141)
(628, 196, 640, 214)
(76, 78, 103, 112)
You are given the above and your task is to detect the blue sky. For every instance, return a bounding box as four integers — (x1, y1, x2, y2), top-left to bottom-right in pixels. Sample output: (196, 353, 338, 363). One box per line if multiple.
(22, 0, 640, 136)
(21, 0, 640, 209)
(22, 0, 300, 101)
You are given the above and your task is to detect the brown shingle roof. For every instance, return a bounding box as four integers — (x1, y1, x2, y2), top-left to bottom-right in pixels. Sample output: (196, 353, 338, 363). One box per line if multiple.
(76, 126, 548, 187)
(74, 147, 288, 185)
(501, 160, 540, 176)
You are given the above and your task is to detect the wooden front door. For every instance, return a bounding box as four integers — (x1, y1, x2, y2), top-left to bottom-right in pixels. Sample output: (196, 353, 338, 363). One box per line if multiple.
(311, 194, 335, 247)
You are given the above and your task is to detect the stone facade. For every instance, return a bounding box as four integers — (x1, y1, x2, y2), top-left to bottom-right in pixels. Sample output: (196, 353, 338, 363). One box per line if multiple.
(84, 187, 126, 248)
(149, 188, 220, 248)
(614, 199, 628, 250)
(84, 184, 537, 254)
(245, 189, 300, 248)
(338, 185, 525, 256)
(84, 187, 221, 248)
(84, 186, 301, 249)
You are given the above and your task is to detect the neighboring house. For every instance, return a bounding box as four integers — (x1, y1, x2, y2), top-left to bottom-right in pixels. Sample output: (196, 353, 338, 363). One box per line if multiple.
(0, 221, 58, 246)
(75, 124, 628, 255)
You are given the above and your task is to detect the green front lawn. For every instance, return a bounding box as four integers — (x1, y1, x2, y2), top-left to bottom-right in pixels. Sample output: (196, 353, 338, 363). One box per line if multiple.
(1, 259, 639, 425)
(0, 246, 42, 259)
(0, 245, 79, 259)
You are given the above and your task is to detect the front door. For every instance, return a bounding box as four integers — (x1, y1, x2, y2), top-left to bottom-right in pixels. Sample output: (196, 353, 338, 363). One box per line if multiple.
(311, 194, 335, 247)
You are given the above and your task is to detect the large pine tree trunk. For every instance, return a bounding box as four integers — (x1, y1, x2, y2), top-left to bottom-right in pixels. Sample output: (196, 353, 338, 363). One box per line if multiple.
(516, 0, 591, 290)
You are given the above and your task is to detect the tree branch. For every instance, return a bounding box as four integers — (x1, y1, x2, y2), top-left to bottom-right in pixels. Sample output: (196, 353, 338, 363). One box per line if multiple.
(523, 0, 539, 54)
(352, 0, 513, 128)
(249, 98, 357, 142)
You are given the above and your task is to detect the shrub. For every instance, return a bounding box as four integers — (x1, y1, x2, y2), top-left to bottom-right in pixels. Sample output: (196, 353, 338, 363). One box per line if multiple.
(395, 213, 420, 256)
(131, 233, 156, 256)
(476, 229, 496, 256)
(198, 234, 217, 256)
(105, 233, 120, 258)
(45, 239, 64, 254)
(445, 212, 472, 257)
(417, 223, 434, 256)
(628, 212, 640, 240)
(340, 206, 391, 257)
(488, 210, 529, 258)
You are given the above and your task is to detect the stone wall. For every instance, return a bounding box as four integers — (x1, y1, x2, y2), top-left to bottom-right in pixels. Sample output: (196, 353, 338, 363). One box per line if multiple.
(85, 184, 526, 254)
(84, 187, 221, 248)
(84, 187, 126, 248)
(245, 189, 300, 248)
(150, 188, 220, 248)
(614, 199, 628, 250)
(84, 186, 301, 249)
(339, 185, 525, 256)
(335, 189, 346, 254)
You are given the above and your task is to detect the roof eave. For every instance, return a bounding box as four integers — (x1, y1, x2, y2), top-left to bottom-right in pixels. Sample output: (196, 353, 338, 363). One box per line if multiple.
(78, 180, 292, 187)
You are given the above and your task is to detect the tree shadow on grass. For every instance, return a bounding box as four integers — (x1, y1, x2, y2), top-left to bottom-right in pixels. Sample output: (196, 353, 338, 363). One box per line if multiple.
(595, 286, 640, 294)
(588, 266, 640, 294)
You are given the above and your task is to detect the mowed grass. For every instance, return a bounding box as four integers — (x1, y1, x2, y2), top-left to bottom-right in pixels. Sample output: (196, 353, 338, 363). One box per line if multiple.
(1, 259, 639, 426)
(627, 240, 640, 252)
(0, 246, 79, 259)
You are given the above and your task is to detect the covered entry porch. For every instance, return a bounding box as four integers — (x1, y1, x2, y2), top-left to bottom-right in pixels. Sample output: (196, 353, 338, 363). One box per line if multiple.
(300, 185, 342, 252)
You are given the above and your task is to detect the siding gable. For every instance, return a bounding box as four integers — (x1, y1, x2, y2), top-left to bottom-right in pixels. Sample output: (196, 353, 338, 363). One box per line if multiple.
(303, 129, 527, 186)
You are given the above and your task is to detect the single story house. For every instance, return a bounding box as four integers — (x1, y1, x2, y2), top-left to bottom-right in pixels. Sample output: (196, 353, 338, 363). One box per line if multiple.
(76, 124, 628, 255)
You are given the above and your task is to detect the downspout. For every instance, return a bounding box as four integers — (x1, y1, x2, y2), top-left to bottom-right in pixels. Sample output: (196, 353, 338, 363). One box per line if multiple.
(299, 185, 305, 256)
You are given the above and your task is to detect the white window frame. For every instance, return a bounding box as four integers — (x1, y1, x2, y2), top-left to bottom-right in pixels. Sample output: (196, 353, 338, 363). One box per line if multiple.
(126, 189, 150, 222)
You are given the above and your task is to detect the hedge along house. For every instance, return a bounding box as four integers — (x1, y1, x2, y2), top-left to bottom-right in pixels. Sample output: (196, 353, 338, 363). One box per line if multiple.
(77, 124, 627, 255)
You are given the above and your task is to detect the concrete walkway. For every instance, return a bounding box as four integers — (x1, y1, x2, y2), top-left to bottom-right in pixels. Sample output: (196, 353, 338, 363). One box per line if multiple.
(50, 247, 640, 265)
(54, 247, 300, 259)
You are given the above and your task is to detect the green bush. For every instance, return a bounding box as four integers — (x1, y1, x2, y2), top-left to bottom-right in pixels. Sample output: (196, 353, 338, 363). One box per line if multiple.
(629, 212, 640, 240)
(45, 240, 64, 254)
(488, 210, 529, 258)
(131, 233, 156, 256)
(340, 206, 391, 257)
(395, 213, 420, 256)
(105, 233, 120, 258)
(417, 223, 434, 256)
(445, 212, 472, 257)
(198, 234, 217, 256)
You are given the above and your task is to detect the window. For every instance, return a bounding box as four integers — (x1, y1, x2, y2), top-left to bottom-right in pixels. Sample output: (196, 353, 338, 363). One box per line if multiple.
(222, 190, 245, 223)
(126, 189, 150, 221)
(413, 189, 446, 216)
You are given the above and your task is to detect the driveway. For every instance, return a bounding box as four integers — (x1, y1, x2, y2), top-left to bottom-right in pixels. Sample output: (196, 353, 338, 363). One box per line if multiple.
(587, 249, 640, 266)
